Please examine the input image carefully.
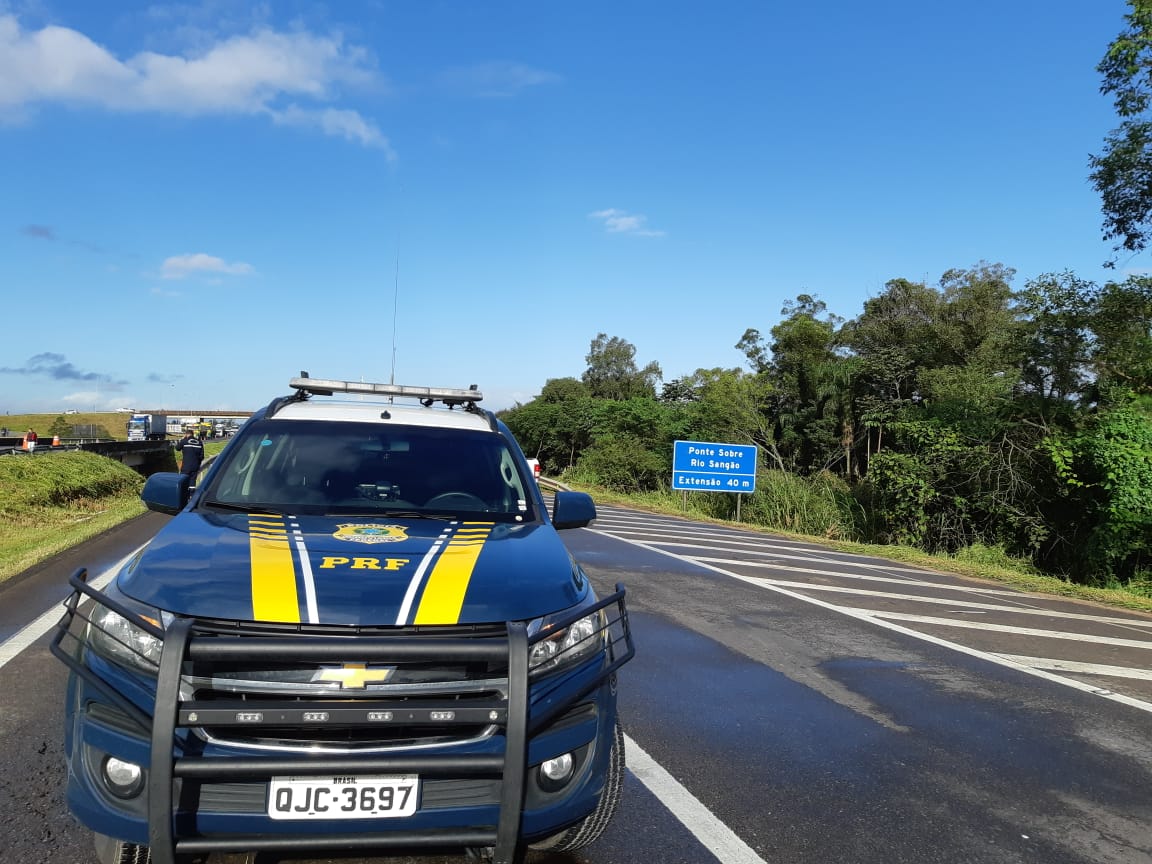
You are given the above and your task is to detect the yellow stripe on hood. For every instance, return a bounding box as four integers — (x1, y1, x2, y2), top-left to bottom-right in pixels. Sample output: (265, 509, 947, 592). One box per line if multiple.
(413, 523, 493, 625)
(248, 515, 301, 622)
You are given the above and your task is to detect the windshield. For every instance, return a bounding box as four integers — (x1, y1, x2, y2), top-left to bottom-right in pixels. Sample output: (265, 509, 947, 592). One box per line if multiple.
(201, 419, 536, 522)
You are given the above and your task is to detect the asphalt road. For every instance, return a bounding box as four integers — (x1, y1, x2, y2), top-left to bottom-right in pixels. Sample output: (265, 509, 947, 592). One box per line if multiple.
(1, 505, 1151, 863)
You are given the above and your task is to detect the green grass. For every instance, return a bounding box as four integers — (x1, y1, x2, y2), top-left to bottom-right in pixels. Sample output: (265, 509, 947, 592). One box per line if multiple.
(567, 481, 1152, 615)
(0, 451, 147, 581)
(2, 410, 146, 440)
(0, 441, 229, 583)
(0, 410, 220, 441)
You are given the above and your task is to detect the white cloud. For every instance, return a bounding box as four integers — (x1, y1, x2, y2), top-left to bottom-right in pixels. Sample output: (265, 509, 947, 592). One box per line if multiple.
(161, 252, 254, 280)
(269, 104, 395, 156)
(589, 208, 665, 237)
(0, 13, 386, 147)
(441, 61, 561, 98)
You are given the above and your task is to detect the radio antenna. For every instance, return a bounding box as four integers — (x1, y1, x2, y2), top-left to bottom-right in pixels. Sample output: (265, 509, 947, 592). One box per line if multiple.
(389, 180, 403, 393)
(390, 242, 399, 386)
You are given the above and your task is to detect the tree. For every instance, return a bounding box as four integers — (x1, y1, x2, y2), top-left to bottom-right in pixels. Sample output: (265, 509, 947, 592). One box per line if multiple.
(499, 379, 597, 473)
(842, 278, 943, 461)
(1045, 393, 1152, 581)
(813, 356, 861, 476)
(934, 262, 1018, 371)
(739, 295, 845, 472)
(1014, 272, 1095, 403)
(659, 377, 698, 403)
(679, 367, 784, 469)
(1090, 0, 1152, 260)
(538, 377, 590, 403)
(1089, 275, 1152, 395)
(573, 398, 682, 492)
(582, 334, 662, 400)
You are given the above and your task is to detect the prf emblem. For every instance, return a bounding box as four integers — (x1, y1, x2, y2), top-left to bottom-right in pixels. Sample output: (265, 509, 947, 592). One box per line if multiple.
(333, 524, 408, 544)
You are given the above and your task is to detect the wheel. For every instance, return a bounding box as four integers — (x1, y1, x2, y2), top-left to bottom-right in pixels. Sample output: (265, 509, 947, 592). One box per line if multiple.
(424, 492, 488, 510)
(93, 833, 150, 864)
(530, 721, 625, 853)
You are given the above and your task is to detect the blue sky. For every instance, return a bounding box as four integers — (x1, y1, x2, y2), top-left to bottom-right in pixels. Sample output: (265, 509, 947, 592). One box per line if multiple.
(0, 0, 1138, 414)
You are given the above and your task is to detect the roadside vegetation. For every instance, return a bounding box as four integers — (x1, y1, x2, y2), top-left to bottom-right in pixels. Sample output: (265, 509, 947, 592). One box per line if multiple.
(0, 452, 147, 582)
(500, 269, 1152, 614)
(0, 409, 1148, 615)
(0, 441, 228, 583)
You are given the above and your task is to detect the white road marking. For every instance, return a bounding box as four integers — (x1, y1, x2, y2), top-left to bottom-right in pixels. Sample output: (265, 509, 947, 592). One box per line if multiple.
(685, 553, 1054, 600)
(0, 552, 131, 671)
(992, 655, 1152, 681)
(625, 734, 768, 864)
(846, 609, 1152, 649)
(592, 529, 1152, 715)
(750, 578, 1152, 628)
(599, 526, 934, 573)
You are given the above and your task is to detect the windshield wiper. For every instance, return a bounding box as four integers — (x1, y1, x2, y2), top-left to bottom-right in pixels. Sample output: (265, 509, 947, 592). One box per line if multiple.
(354, 509, 457, 521)
(200, 499, 291, 515)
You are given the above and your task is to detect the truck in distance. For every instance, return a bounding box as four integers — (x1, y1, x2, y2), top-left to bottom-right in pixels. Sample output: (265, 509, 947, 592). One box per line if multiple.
(125, 413, 168, 441)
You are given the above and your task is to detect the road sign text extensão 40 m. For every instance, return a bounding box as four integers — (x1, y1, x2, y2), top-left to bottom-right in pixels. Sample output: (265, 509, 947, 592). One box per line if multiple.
(672, 440, 757, 493)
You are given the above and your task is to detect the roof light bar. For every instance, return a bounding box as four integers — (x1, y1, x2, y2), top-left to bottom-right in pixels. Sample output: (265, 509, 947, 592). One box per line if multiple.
(289, 377, 483, 403)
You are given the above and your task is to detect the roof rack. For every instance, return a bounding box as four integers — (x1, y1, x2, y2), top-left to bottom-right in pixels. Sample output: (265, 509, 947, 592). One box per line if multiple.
(289, 374, 483, 408)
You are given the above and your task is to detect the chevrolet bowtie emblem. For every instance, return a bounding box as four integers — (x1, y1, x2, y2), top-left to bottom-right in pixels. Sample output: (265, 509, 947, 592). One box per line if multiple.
(313, 663, 393, 689)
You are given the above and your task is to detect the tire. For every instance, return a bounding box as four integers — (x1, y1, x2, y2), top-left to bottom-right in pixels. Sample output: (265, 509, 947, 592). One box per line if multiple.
(93, 833, 151, 864)
(531, 721, 625, 853)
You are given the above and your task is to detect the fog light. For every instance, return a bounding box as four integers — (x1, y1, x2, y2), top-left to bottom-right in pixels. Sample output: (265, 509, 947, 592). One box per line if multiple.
(537, 752, 575, 792)
(102, 756, 144, 799)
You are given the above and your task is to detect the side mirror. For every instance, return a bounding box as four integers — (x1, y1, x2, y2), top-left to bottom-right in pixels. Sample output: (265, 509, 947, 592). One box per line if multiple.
(141, 472, 191, 515)
(551, 490, 596, 529)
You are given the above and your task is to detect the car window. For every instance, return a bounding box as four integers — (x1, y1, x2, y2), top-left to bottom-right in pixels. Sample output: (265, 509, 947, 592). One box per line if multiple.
(203, 419, 535, 521)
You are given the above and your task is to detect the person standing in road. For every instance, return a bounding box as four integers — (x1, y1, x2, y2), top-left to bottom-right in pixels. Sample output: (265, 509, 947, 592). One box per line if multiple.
(176, 428, 204, 477)
(25, 428, 37, 453)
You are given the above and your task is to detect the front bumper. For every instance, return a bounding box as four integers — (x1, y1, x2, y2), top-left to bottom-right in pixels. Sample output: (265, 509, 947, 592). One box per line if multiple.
(52, 570, 633, 864)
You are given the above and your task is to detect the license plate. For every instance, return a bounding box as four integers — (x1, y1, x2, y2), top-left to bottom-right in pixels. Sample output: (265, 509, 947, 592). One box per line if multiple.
(267, 775, 419, 820)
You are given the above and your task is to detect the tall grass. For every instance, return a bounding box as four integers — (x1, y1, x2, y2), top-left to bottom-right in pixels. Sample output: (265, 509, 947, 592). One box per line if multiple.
(563, 466, 863, 540)
(738, 470, 862, 540)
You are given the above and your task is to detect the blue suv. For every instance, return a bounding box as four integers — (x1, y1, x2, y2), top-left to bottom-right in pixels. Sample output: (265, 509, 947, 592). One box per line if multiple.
(54, 376, 633, 864)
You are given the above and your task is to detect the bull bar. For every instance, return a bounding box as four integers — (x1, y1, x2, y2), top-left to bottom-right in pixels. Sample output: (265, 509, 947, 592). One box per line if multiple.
(51, 568, 634, 864)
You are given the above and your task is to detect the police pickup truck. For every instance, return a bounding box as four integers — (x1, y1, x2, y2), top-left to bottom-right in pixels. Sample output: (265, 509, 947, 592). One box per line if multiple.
(53, 375, 633, 864)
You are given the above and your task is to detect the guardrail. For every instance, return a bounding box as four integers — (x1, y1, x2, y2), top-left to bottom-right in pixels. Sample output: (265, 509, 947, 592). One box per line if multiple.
(537, 475, 568, 493)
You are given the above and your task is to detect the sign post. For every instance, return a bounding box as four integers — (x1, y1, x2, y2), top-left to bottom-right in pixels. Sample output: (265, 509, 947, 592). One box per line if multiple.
(671, 440, 758, 520)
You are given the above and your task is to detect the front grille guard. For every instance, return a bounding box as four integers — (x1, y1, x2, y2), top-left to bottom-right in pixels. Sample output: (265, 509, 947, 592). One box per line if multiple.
(50, 568, 634, 864)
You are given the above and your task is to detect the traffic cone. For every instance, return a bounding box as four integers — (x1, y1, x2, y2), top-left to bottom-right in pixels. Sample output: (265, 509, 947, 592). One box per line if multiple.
(52, 434, 60, 447)
(21, 436, 28, 450)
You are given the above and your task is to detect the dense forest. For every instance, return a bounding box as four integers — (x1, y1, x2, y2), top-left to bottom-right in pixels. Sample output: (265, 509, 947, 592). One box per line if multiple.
(498, 264, 1152, 590)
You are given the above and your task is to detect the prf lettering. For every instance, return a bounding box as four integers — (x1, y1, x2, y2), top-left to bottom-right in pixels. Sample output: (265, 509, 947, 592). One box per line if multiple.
(319, 556, 410, 570)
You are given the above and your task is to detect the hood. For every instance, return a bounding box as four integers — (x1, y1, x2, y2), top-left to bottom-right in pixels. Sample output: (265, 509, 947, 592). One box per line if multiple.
(118, 510, 587, 626)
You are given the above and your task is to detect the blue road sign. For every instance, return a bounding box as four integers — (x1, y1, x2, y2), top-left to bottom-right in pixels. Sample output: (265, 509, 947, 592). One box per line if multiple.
(672, 440, 758, 493)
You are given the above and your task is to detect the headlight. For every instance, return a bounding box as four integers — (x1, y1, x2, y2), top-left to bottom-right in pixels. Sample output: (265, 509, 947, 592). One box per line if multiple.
(87, 597, 163, 676)
(527, 604, 607, 675)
